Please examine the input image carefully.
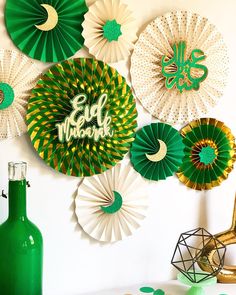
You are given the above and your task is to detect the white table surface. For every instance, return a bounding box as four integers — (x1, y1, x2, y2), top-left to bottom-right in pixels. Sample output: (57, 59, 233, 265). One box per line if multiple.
(83, 280, 236, 295)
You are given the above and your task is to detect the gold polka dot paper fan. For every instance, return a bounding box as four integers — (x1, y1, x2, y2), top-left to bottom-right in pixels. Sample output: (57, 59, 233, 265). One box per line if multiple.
(131, 11, 229, 124)
(75, 162, 148, 242)
(0, 49, 40, 140)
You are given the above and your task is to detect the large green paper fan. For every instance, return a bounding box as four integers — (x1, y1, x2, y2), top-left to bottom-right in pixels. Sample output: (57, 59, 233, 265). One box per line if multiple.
(130, 123, 185, 181)
(177, 118, 236, 190)
(27, 58, 137, 177)
(5, 0, 88, 62)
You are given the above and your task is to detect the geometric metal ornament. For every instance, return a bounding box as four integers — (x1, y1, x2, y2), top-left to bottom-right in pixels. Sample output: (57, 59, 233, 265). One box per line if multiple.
(171, 228, 226, 283)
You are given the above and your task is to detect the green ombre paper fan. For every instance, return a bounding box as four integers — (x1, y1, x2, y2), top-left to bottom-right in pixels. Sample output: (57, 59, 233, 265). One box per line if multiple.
(27, 58, 137, 177)
(130, 123, 185, 181)
(177, 118, 236, 190)
(5, 0, 88, 62)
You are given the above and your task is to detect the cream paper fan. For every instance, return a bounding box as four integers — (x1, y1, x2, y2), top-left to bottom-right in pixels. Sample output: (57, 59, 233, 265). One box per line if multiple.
(75, 163, 148, 242)
(131, 11, 229, 124)
(0, 49, 40, 139)
(82, 0, 137, 63)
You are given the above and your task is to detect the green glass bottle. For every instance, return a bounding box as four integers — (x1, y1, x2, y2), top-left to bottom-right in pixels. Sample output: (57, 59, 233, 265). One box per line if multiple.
(0, 162, 43, 295)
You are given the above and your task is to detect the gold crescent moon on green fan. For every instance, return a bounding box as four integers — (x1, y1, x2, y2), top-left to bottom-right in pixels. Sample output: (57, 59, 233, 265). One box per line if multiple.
(145, 139, 167, 162)
(35, 4, 58, 31)
(101, 191, 123, 214)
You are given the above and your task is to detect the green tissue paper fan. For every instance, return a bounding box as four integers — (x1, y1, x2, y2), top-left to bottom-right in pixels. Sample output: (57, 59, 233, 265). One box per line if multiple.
(130, 123, 185, 181)
(5, 0, 88, 62)
(177, 118, 236, 190)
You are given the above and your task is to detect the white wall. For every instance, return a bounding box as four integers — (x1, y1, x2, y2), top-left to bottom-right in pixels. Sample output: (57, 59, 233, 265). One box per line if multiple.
(1, 0, 236, 294)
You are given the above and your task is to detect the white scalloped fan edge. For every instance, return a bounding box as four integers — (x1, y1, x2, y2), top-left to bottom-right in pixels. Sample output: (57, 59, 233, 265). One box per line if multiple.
(82, 0, 137, 63)
(0, 49, 40, 139)
(76, 162, 148, 242)
(131, 11, 229, 124)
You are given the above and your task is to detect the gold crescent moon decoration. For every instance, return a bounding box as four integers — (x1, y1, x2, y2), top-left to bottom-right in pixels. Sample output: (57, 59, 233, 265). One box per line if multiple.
(145, 139, 167, 162)
(35, 4, 58, 31)
(198, 195, 236, 283)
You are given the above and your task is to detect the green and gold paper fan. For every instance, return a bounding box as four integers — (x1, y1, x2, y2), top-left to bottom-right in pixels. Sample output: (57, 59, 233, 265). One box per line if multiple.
(177, 118, 236, 190)
(5, 0, 88, 62)
(27, 58, 137, 177)
(130, 123, 184, 181)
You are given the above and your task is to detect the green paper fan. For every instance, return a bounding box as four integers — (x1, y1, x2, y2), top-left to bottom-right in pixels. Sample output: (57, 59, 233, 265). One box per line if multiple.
(5, 0, 88, 62)
(130, 123, 184, 181)
(177, 118, 236, 190)
(27, 58, 137, 177)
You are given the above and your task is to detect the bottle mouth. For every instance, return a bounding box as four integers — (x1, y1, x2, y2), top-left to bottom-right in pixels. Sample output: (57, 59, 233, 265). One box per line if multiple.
(8, 162, 27, 181)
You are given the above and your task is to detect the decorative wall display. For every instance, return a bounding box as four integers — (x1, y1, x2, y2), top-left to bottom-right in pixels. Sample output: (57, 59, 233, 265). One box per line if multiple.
(5, 0, 88, 62)
(75, 163, 148, 242)
(172, 228, 226, 295)
(0, 49, 40, 140)
(130, 11, 229, 124)
(130, 123, 184, 181)
(27, 58, 137, 177)
(177, 118, 236, 190)
(198, 195, 236, 283)
(82, 0, 137, 63)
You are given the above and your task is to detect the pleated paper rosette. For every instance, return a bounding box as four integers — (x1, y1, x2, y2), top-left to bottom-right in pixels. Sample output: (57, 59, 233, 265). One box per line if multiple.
(177, 118, 236, 190)
(75, 162, 148, 242)
(131, 11, 229, 124)
(5, 0, 88, 62)
(130, 123, 185, 181)
(0, 49, 40, 140)
(27, 58, 137, 177)
(82, 0, 137, 63)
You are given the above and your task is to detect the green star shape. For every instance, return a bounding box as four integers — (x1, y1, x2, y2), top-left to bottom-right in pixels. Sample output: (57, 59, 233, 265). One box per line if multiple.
(199, 146, 216, 165)
(103, 19, 122, 42)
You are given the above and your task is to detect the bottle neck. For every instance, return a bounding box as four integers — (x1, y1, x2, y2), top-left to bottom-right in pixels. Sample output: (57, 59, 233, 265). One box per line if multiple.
(8, 179, 27, 221)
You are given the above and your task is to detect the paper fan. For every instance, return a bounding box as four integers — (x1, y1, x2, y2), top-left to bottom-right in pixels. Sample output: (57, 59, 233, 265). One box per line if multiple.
(130, 123, 185, 181)
(75, 162, 148, 242)
(82, 0, 137, 63)
(5, 0, 88, 62)
(177, 118, 236, 190)
(0, 49, 40, 140)
(27, 58, 137, 177)
(131, 11, 229, 124)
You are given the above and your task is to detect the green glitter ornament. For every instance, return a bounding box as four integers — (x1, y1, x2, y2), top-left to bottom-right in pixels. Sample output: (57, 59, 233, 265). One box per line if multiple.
(199, 146, 216, 165)
(103, 19, 122, 42)
(0, 82, 14, 110)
